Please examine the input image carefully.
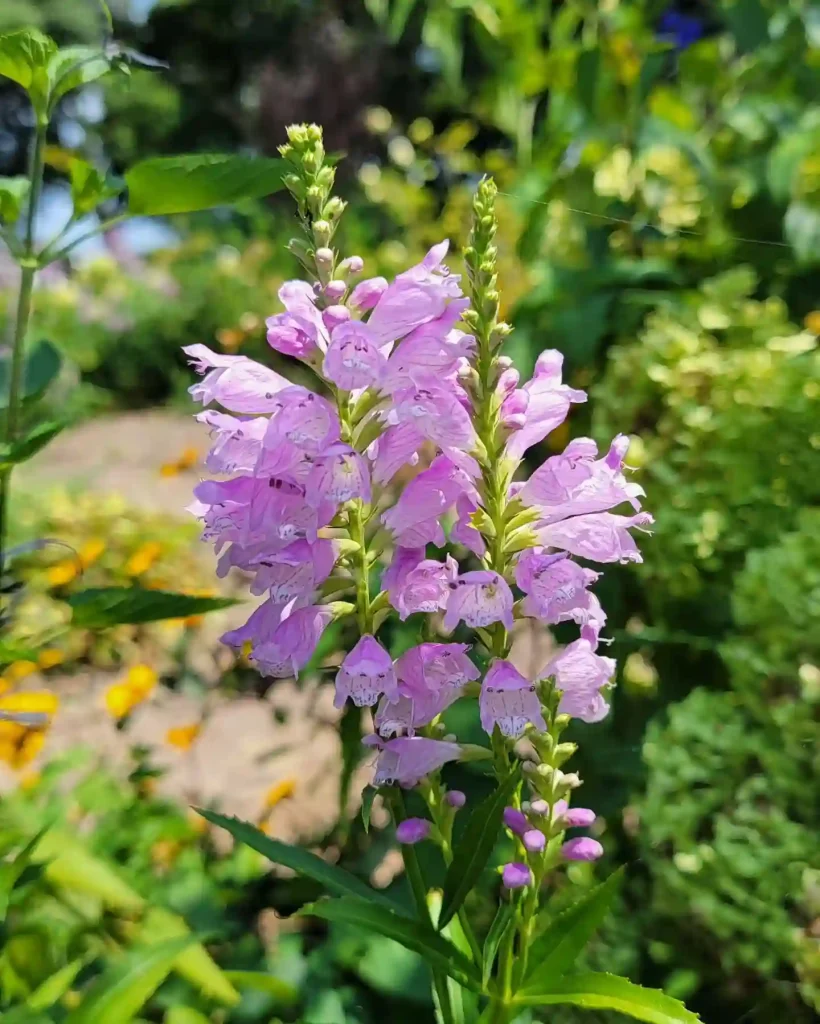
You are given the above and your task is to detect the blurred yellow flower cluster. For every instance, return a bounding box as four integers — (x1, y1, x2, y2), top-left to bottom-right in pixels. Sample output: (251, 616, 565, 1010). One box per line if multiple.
(105, 665, 158, 721)
(0, 690, 59, 770)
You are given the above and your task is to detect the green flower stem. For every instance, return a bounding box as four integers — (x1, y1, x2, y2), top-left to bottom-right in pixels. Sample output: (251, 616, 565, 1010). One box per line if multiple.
(39, 212, 129, 267)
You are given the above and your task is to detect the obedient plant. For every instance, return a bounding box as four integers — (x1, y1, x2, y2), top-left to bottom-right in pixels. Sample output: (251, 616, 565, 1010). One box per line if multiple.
(193, 125, 696, 1024)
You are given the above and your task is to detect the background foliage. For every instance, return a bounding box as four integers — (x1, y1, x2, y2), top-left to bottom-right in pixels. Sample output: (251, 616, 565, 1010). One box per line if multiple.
(0, 1, 818, 1022)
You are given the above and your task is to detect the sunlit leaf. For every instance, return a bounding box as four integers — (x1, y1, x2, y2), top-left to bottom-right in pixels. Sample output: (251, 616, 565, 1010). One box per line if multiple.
(514, 971, 701, 1022)
(26, 957, 87, 1011)
(67, 587, 238, 628)
(222, 970, 299, 1004)
(68, 158, 121, 216)
(125, 154, 285, 215)
(0, 176, 30, 222)
(785, 201, 820, 264)
(47, 46, 112, 106)
(0, 29, 57, 111)
(0, 340, 62, 409)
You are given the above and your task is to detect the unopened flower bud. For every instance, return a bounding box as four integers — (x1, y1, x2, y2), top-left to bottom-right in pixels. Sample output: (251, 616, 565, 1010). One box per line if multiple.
(562, 773, 582, 790)
(313, 219, 332, 244)
(561, 837, 603, 861)
(324, 280, 346, 302)
(503, 807, 529, 835)
(340, 255, 364, 275)
(323, 197, 346, 220)
(315, 247, 334, 267)
(396, 818, 431, 844)
(496, 355, 513, 371)
(523, 829, 546, 853)
(445, 790, 466, 809)
(563, 807, 596, 828)
(349, 276, 388, 311)
(502, 862, 532, 889)
(529, 799, 549, 816)
(322, 305, 350, 331)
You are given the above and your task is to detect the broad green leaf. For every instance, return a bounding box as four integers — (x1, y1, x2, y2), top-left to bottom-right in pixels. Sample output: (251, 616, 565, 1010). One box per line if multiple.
(0, 176, 30, 222)
(439, 769, 520, 929)
(140, 906, 239, 1006)
(0, 29, 57, 111)
(302, 897, 482, 991)
(222, 970, 299, 1004)
(197, 809, 397, 908)
(47, 46, 111, 106)
(27, 957, 87, 1010)
(0, 340, 62, 409)
(514, 971, 701, 1022)
(67, 587, 238, 628)
(523, 868, 624, 985)
(125, 154, 284, 215)
(361, 785, 378, 832)
(64, 937, 193, 1024)
(785, 201, 820, 264)
(481, 902, 515, 990)
(68, 158, 120, 217)
(0, 421, 64, 469)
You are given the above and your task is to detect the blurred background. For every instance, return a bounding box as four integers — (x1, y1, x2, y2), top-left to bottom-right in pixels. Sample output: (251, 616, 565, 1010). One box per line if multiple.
(0, 1, 818, 1023)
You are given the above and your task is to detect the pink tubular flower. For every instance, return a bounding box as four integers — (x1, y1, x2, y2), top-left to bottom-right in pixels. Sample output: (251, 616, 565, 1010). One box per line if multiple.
(443, 571, 514, 631)
(304, 444, 371, 507)
(479, 660, 546, 738)
(376, 642, 478, 735)
(248, 605, 333, 678)
(504, 351, 587, 464)
(561, 837, 604, 861)
(196, 411, 268, 474)
(391, 383, 477, 451)
(515, 549, 603, 630)
(363, 734, 461, 787)
(349, 275, 388, 312)
(266, 279, 328, 360)
(523, 829, 546, 853)
(323, 321, 386, 390)
(396, 818, 431, 844)
(367, 241, 463, 346)
(542, 638, 616, 724)
(502, 862, 532, 889)
(369, 423, 424, 485)
(381, 455, 476, 547)
(184, 345, 291, 413)
(386, 551, 458, 620)
(519, 435, 643, 521)
(263, 387, 340, 457)
(221, 594, 288, 650)
(219, 537, 335, 600)
(381, 301, 473, 393)
(503, 806, 529, 835)
(536, 511, 654, 564)
(450, 496, 487, 557)
(334, 634, 398, 708)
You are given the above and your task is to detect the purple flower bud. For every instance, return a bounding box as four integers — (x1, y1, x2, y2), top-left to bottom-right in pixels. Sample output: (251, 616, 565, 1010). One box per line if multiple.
(529, 799, 549, 816)
(445, 790, 466, 809)
(502, 862, 532, 889)
(503, 807, 529, 835)
(315, 247, 334, 266)
(349, 276, 388, 312)
(322, 305, 351, 331)
(563, 807, 597, 828)
(341, 255, 364, 274)
(561, 837, 604, 861)
(523, 829, 546, 853)
(324, 280, 347, 302)
(396, 818, 431, 844)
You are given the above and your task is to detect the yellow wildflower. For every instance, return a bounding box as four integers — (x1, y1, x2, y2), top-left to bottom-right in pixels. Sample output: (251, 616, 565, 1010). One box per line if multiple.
(0, 690, 58, 717)
(804, 310, 820, 335)
(5, 661, 38, 684)
(0, 727, 45, 770)
(215, 327, 245, 352)
(263, 778, 296, 810)
(79, 538, 105, 567)
(104, 665, 157, 720)
(47, 561, 79, 587)
(37, 649, 65, 671)
(0, 691, 57, 771)
(126, 664, 157, 698)
(0, 678, 10, 696)
(125, 541, 163, 576)
(165, 723, 201, 751)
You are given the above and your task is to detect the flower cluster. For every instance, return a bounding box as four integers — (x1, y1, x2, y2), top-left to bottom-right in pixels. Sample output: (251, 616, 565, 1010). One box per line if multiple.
(187, 125, 651, 902)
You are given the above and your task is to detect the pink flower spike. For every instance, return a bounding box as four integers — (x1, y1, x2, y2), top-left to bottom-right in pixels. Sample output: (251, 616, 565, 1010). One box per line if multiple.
(563, 808, 597, 828)
(523, 829, 546, 853)
(446, 790, 466, 809)
(529, 799, 550, 816)
(324, 321, 386, 391)
(561, 837, 604, 861)
(480, 660, 546, 739)
(503, 806, 529, 835)
(366, 735, 462, 788)
(335, 635, 398, 709)
(396, 818, 431, 844)
(443, 571, 514, 631)
(502, 862, 532, 889)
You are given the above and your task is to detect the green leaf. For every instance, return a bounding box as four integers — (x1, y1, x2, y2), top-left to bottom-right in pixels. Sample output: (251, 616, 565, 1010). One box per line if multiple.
(26, 957, 87, 1010)
(165, 1009, 211, 1024)
(125, 154, 285, 215)
(0, 827, 50, 919)
(0, 176, 30, 222)
(67, 587, 238, 628)
(69, 158, 120, 217)
(523, 868, 624, 985)
(767, 128, 820, 203)
(302, 897, 482, 992)
(222, 970, 299, 1004)
(438, 769, 520, 930)
(723, 0, 769, 54)
(64, 937, 193, 1024)
(784, 201, 820, 264)
(0, 421, 64, 469)
(513, 972, 701, 1022)
(47, 46, 111, 106)
(361, 785, 378, 832)
(32, 828, 144, 913)
(197, 809, 398, 908)
(576, 47, 599, 116)
(481, 902, 515, 990)
(0, 340, 62, 409)
(0, 29, 57, 111)
(339, 703, 363, 821)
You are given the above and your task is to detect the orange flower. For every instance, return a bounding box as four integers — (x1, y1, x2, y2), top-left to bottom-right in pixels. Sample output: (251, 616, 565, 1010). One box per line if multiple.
(37, 649, 65, 671)
(46, 561, 79, 587)
(5, 661, 38, 684)
(165, 723, 201, 751)
(104, 665, 158, 720)
(125, 542, 163, 577)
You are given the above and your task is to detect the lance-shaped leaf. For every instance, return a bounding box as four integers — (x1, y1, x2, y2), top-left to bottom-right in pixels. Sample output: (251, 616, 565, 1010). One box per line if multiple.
(523, 867, 624, 985)
(302, 897, 482, 991)
(26, 957, 87, 1011)
(481, 902, 515, 990)
(125, 154, 285, 215)
(0, 421, 65, 469)
(0, 176, 30, 222)
(0, 340, 62, 409)
(438, 768, 520, 929)
(197, 809, 398, 909)
(67, 587, 238, 628)
(514, 971, 701, 1023)
(222, 970, 299, 1004)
